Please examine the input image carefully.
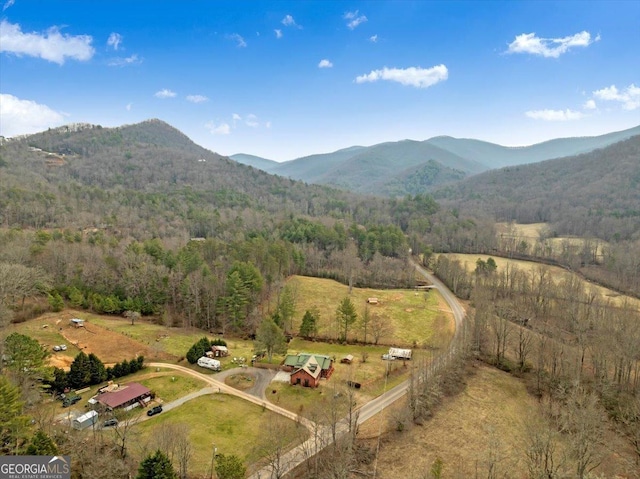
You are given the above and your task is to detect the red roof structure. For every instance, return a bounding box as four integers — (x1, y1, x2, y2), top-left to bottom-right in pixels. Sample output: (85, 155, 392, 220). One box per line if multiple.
(96, 382, 151, 409)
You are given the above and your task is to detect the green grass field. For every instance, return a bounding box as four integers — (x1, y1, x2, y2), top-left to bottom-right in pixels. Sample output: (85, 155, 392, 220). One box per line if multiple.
(134, 394, 304, 476)
(280, 276, 453, 348)
(138, 374, 206, 403)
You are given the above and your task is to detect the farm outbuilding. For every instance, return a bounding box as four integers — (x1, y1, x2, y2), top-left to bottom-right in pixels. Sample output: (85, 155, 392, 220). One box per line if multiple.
(366, 297, 378, 304)
(388, 347, 412, 360)
(341, 355, 354, 364)
(73, 410, 98, 430)
(210, 345, 229, 357)
(284, 353, 334, 388)
(95, 382, 151, 411)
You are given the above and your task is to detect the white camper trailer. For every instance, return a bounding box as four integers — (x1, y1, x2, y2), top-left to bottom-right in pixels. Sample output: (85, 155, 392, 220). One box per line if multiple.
(197, 356, 221, 371)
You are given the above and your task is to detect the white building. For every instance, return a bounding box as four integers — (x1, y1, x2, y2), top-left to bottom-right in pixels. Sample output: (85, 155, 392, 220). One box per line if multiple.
(73, 410, 98, 430)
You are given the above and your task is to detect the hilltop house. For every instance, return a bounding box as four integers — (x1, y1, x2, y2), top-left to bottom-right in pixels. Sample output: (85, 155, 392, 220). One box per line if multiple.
(283, 353, 334, 388)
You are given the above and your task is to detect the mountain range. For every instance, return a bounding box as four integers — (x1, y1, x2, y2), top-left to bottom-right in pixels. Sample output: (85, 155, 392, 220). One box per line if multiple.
(231, 125, 640, 196)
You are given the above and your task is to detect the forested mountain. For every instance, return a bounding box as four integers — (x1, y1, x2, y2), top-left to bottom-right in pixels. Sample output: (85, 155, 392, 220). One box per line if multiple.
(230, 125, 640, 197)
(1, 119, 497, 330)
(427, 124, 640, 169)
(229, 153, 279, 172)
(433, 135, 640, 242)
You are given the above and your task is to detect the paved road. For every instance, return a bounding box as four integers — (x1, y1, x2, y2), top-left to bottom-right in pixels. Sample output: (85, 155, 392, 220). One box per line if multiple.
(214, 367, 277, 400)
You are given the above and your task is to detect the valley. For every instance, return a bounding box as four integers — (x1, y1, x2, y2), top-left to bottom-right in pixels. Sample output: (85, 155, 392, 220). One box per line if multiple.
(1, 119, 639, 479)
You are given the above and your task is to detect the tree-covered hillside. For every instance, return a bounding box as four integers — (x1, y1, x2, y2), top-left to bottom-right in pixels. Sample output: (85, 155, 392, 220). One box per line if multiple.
(434, 135, 640, 242)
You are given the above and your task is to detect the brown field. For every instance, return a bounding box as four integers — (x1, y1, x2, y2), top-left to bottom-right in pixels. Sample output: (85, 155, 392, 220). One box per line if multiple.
(357, 363, 636, 479)
(7, 311, 174, 367)
(495, 221, 608, 259)
(441, 253, 640, 309)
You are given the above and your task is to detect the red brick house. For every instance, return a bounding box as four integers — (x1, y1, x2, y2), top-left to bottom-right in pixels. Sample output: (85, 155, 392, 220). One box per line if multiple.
(284, 353, 334, 388)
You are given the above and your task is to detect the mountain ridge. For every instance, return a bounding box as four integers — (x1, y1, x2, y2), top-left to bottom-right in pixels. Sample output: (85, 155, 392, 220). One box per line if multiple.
(230, 124, 640, 196)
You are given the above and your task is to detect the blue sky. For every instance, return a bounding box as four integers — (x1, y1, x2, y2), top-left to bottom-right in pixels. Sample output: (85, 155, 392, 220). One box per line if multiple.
(1, 1, 639, 161)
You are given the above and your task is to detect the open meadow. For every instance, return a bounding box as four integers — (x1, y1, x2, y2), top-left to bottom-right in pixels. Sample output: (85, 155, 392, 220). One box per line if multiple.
(282, 275, 454, 348)
(356, 362, 636, 479)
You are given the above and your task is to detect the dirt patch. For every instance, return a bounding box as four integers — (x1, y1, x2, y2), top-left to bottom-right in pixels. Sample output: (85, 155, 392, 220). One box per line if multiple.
(225, 373, 255, 391)
(58, 321, 173, 363)
(49, 354, 73, 369)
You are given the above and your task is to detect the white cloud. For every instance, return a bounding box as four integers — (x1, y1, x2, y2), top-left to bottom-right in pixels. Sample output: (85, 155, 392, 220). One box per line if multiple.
(355, 64, 448, 89)
(227, 33, 246, 48)
(0, 93, 65, 137)
(274, 29, 282, 39)
(583, 99, 597, 110)
(344, 10, 367, 30)
(245, 114, 259, 128)
(265, 121, 272, 129)
(0, 19, 94, 64)
(205, 121, 230, 135)
(282, 15, 301, 28)
(126, 103, 132, 111)
(3, 0, 15, 12)
(154, 89, 176, 99)
(186, 94, 209, 103)
(593, 83, 640, 110)
(507, 31, 598, 58)
(107, 32, 122, 50)
(108, 54, 141, 67)
(369, 34, 378, 43)
(525, 109, 585, 121)
(318, 59, 333, 68)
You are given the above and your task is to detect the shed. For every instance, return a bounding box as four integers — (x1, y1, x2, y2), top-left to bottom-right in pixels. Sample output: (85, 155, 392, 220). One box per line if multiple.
(73, 410, 98, 430)
(340, 355, 354, 364)
(210, 345, 229, 357)
(70, 318, 85, 328)
(388, 347, 412, 360)
(366, 298, 378, 304)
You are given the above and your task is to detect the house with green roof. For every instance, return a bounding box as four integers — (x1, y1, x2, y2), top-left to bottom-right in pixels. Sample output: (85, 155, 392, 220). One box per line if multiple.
(283, 353, 335, 388)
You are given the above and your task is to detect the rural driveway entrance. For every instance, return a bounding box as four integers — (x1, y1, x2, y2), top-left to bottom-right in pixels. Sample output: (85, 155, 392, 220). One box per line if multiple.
(214, 367, 277, 400)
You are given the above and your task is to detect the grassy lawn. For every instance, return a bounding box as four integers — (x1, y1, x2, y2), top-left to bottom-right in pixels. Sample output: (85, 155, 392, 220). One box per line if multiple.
(281, 276, 453, 348)
(138, 374, 206, 403)
(134, 394, 305, 476)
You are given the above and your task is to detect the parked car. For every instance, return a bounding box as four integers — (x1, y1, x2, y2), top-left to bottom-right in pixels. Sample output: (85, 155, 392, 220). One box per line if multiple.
(381, 354, 396, 361)
(52, 344, 67, 351)
(103, 418, 118, 428)
(147, 405, 163, 417)
(53, 345, 61, 351)
(62, 395, 81, 408)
